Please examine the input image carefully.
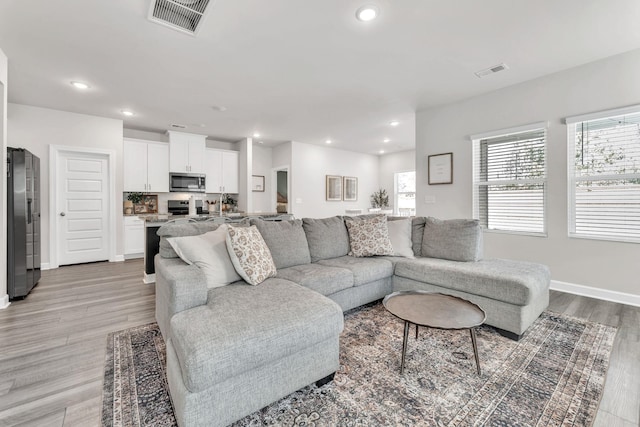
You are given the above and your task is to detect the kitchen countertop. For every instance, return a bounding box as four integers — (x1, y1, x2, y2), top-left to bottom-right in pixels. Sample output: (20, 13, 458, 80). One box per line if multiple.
(139, 212, 288, 225)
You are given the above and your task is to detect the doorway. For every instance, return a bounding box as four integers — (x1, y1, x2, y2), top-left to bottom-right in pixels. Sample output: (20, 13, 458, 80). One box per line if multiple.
(50, 146, 117, 268)
(273, 167, 289, 214)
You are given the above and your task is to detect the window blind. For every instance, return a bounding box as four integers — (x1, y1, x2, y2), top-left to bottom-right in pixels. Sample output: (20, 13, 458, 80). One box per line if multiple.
(473, 128, 546, 234)
(568, 110, 640, 242)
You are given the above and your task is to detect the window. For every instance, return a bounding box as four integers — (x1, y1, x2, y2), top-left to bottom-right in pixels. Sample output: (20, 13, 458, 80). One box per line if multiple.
(394, 171, 415, 216)
(472, 123, 547, 235)
(566, 106, 640, 243)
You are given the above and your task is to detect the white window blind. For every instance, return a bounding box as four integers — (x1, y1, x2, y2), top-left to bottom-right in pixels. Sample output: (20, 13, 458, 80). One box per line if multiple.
(472, 126, 547, 235)
(567, 108, 640, 243)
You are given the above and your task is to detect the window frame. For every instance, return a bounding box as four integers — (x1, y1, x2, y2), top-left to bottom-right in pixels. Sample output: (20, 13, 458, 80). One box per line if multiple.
(394, 170, 416, 216)
(565, 104, 640, 244)
(471, 122, 548, 237)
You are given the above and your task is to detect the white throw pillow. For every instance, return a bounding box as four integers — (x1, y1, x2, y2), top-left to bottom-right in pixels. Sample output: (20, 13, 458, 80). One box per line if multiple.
(225, 225, 277, 285)
(387, 218, 415, 258)
(166, 224, 241, 289)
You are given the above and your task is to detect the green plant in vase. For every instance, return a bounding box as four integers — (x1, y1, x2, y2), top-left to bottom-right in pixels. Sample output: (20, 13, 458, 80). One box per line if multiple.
(127, 192, 144, 204)
(370, 188, 389, 209)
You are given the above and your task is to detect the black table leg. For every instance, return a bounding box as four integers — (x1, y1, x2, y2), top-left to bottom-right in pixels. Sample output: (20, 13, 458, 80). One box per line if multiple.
(470, 327, 481, 375)
(415, 324, 419, 339)
(401, 321, 410, 374)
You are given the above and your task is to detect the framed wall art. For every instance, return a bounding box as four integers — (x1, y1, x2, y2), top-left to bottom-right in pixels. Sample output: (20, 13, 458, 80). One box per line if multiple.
(343, 176, 358, 201)
(326, 175, 342, 201)
(252, 175, 265, 192)
(428, 152, 453, 185)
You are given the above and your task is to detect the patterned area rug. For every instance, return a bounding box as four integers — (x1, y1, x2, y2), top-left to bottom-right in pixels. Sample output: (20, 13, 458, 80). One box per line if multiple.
(101, 303, 616, 426)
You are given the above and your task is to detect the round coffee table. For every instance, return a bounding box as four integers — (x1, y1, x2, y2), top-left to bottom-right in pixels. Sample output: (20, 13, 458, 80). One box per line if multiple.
(382, 291, 486, 375)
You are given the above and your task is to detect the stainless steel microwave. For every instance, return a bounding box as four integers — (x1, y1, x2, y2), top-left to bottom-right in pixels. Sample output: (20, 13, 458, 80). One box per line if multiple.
(169, 173, 206, 193)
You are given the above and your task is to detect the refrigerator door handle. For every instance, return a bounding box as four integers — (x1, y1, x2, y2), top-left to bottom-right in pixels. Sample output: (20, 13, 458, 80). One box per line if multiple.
(27, 198, 32, 224)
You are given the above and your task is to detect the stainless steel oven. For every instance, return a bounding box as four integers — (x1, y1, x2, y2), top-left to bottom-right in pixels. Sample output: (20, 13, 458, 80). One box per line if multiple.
(169, 173, 206, 193)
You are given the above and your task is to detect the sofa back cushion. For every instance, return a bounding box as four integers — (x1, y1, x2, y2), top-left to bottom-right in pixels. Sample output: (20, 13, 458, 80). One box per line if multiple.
(302, 216, 350, 262)
(250, 219, 311, 269)
(421, 217, 483, 262)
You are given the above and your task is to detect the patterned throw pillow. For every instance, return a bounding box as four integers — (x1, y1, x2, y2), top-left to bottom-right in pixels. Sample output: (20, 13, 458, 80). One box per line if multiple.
(345, 215, 394, 257)
(225, 225, 277, 285)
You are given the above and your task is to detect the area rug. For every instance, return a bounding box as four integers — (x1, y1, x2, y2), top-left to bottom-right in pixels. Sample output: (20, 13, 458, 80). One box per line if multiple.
(101, 303, 616, 426)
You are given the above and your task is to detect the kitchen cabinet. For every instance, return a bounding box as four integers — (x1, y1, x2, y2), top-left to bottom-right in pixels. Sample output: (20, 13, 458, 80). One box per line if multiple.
(123, 216, 144, 258)
(205, 148, 239, 193)
(123, 139, 169, 192)
(168, 131, 206, 174)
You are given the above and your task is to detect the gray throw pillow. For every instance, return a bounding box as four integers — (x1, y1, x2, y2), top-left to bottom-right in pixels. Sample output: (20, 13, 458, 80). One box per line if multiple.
(302, 216, 350, 262)
(421, 217, 483, 262)
(251, 219, 311, 269)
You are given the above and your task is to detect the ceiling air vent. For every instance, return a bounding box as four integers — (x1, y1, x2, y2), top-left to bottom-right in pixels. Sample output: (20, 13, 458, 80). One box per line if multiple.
(171, 123, 187, 129)
(148, 0, 213, 36)
(475, 63, 509, 78)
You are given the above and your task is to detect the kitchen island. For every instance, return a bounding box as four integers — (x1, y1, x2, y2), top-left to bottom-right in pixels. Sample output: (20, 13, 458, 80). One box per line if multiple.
(142, 213, 293, 284)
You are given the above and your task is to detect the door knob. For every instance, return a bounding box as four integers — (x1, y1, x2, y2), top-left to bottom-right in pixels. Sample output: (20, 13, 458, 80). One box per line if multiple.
(60, 212, 66, 216)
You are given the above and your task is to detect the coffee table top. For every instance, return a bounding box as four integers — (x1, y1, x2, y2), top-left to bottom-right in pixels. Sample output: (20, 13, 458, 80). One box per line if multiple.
(383, 291, 486, 330)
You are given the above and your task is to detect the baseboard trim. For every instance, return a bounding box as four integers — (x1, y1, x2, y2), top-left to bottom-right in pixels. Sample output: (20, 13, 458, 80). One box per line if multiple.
(550, 280, 640, 308)
(112, 255, 125, 262)
(143, 273, 156, 285)
(41, 263, 51, 271)
(0, 294, 10, 309)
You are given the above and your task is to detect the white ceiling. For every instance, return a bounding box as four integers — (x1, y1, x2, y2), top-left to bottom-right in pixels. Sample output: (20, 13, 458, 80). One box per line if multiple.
(1, 0, 640, 155)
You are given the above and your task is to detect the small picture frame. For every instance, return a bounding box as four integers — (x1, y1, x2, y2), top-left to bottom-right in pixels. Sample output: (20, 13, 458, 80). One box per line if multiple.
(428, 152, 453, 185)
(252, 175, 265, 192)
(134, 203, 147, 214)
(343, 176, 357, 201)
(143, 194, 158, 213)
(326, 175, 342, 201)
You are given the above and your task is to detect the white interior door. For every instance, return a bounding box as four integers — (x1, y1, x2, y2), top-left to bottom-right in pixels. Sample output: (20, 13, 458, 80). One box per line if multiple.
(56, 150, 110, 265)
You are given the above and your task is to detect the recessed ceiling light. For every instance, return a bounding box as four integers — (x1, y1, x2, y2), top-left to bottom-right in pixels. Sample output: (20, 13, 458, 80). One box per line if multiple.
(70, 81, 90, 90)
(212, 105, 227, 112)
(379, 150, 385, 154)
(389, 120, 399, 127)
(325, 139, 332, 144)
(253, 132, 261, 138)
(383, 138, 390, 143)
(121, 110, 134, 117)
(356, 5, 379, 21)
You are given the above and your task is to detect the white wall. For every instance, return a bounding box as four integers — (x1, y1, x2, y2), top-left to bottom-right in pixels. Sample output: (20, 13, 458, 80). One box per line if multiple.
(415, 48, 640, 297)
(237, 138, 252, 213)
(379, 150, 415, 210)
(0, 49, 8, 308)
(290, 141, 380, 218)
(252, 144, 273, 212)
(8, 104, 124, 266)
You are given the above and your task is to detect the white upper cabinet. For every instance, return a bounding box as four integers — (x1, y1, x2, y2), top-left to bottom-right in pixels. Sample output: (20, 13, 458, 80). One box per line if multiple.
(123, 139, 169, 192)
(205, 148, 239, 193)
(168, 131, 206, 174)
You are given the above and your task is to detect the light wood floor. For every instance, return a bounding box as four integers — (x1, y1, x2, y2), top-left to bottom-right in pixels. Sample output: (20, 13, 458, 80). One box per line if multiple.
(0, 259, 638, 426)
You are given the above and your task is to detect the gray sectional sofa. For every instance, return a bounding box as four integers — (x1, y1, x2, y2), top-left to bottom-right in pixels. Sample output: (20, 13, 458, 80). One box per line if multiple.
(154, 215, 550, 427)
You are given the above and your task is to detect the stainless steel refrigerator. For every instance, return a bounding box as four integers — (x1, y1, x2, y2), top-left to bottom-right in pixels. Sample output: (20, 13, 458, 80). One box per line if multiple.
(7, 147, 41, 300)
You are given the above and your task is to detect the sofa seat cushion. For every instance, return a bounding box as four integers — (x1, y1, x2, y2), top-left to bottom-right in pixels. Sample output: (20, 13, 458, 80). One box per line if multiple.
(394, 257, 550, 306)
(170, 278, 344, 393)
(317, 256, 393, 286)
(277, 264, 354, 295)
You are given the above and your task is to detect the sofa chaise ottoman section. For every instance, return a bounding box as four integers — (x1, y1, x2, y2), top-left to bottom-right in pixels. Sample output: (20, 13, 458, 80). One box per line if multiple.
(168, 278, 344, 427)
(394, 257, 550, 306)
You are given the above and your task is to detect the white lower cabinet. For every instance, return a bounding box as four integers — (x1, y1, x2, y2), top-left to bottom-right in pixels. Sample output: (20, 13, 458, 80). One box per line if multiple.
(124, 216, 144, 259)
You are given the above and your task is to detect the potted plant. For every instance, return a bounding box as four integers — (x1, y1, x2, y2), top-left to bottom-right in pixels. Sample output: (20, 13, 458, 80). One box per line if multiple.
(370, 189, 389, 209)
(126, 192, 145, 214)
(221, 194, 237, 212)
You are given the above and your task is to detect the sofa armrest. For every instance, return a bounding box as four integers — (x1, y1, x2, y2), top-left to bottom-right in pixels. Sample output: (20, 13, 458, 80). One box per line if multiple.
(155, 255, 208, 340)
